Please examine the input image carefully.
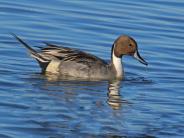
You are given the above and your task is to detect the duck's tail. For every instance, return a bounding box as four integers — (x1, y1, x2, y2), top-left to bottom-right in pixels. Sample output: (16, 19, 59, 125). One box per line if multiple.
(12, 34, 49, 71)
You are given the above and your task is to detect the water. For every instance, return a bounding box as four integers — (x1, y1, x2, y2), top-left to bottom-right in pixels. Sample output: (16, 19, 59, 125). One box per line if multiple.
(0, 0, 184, 137)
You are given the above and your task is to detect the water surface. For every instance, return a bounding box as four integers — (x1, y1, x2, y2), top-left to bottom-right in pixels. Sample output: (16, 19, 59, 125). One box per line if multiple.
(0, 0, 184, 137)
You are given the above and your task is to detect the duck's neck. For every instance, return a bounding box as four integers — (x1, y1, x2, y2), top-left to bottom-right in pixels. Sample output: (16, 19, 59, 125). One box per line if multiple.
(111, 44, 123, 79)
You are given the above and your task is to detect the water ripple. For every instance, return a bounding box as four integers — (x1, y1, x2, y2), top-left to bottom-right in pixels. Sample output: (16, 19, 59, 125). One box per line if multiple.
(0, 0, 184, 137)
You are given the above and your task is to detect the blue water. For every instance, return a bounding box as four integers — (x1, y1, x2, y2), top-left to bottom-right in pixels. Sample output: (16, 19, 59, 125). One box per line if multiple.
(0, 0, 184, 137)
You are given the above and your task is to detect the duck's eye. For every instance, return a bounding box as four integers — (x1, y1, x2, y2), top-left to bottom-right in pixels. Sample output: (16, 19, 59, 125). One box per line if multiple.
(128, 44, 132, 47)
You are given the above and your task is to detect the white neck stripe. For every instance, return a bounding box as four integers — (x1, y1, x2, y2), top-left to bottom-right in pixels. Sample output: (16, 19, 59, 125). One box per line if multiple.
(112, 44, 123, 78)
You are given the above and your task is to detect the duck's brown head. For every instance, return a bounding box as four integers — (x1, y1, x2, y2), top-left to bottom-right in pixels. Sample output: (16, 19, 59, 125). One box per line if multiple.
(112, 35, 148, 65)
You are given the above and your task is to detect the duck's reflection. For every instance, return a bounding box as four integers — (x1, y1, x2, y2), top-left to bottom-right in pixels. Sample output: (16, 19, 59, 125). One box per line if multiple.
(107, 80, 128, 110)
(30, 73, 128, 110)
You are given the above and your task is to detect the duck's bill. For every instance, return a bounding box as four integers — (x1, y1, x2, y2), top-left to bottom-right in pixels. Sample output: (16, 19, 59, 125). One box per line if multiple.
(133, 51, 148, 66)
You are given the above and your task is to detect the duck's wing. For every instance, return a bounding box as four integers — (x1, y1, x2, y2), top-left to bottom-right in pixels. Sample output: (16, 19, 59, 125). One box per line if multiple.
(40, 43, 107, 64)
(40, 43, 77, 60)
(13, 34, 107, 73)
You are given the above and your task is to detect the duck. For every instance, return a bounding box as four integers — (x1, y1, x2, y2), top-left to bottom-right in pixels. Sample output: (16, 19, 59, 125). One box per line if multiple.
(12, 34, 148, 80)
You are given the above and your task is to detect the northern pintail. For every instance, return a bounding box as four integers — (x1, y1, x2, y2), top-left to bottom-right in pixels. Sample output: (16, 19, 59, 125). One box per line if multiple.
(12, 34, 148, 80)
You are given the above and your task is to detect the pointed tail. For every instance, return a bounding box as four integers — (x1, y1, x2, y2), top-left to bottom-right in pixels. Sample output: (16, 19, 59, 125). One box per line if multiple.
(11, 34, 48, 63)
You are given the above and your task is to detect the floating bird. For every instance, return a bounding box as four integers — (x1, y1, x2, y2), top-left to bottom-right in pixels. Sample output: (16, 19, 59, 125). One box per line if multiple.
(12, 34, 147, 80)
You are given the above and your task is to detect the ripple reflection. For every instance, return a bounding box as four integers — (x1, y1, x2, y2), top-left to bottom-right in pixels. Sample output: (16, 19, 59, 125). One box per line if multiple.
(107, 80, 129, 110)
